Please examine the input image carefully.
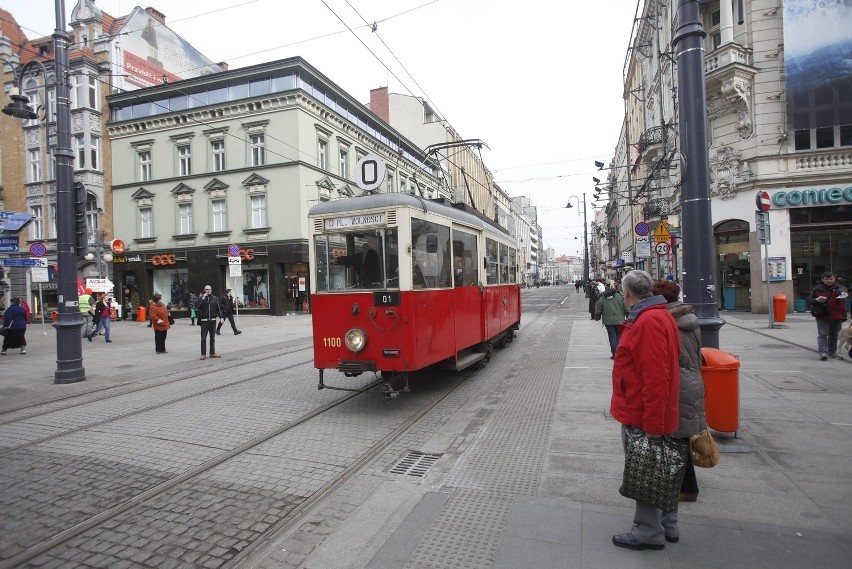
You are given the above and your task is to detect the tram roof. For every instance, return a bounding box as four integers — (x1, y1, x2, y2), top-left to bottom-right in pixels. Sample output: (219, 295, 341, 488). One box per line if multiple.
(309, 193, 511, 238)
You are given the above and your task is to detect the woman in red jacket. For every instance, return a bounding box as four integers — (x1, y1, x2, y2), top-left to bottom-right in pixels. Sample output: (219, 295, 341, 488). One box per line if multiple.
(610, 270, 681, 551)
(148, 293, 171, 354)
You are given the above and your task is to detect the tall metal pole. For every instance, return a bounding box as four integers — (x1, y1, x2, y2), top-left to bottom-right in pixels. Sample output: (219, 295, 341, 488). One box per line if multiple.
(52, 0, 86, 383)
(582, 193, 590, 284)
(673, 0, 725, 348)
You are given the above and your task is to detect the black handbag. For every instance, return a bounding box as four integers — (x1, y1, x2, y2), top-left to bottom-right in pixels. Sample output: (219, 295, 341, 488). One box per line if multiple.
(167, 314, 175, 325)
(619, 426, 689, 512)
(810, 301, 829, 317)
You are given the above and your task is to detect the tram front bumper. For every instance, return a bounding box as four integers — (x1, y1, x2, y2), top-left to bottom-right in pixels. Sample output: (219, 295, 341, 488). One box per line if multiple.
(338, 360, 377, 376)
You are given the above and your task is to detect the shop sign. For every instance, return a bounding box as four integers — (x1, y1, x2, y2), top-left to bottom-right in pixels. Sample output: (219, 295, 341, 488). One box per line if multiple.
(112, 254, 143, 263)
(111, 239, 127, 254)
(147, 253, 186, 265)
(771, 185, 852, 208)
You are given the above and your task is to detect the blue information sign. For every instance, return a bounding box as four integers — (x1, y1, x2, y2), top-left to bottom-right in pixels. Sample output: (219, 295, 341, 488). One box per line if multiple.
(0, 211, 33, 232)
(0, 237, 19, 253)
(2, 258, 41, 267)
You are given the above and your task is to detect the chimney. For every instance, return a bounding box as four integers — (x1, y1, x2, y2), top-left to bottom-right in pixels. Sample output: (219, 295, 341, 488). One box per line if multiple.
(369, 87, 389, 122)
(217, 61, 229, 71)
(144, 7, 166, 25)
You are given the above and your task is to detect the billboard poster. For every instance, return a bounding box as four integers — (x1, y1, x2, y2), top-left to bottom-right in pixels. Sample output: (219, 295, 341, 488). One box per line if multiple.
(119, 8, 222, 89)
(768, 257, 787, 282)
(783, 1, 852, 131)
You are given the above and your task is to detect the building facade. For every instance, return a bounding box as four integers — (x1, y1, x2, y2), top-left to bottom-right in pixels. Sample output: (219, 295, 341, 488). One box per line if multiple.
(106, 57, 441, 316)
(0, 0, 221, 315)
(600, 0, 851, 313)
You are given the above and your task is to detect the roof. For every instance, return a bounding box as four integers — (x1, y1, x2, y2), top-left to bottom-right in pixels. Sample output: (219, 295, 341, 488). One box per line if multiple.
(0, 8, 29, 55)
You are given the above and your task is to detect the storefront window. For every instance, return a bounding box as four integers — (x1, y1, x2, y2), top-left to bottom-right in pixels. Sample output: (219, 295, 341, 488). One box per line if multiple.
(791, 228, 852, 302)
(241, 265, 269, 308)
(153, 268, 189, 309)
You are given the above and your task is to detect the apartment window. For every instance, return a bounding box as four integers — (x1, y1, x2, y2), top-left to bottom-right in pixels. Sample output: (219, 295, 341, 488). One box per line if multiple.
(178, 145, 192, 176)
(212, 199, 228, 231)
(339, 147, 349, 178)
(212, 140, 226, 172)
(791, 83, 852, 150)
(30, 205, 44, 240)
(87, 75, 98, 109)
(70, 74, 82, 109)
(47, 87, 56, 122)
(139, 151, 152, 181)
(250, 134, 265, 166)
(74, 135, 85, 169)
(317, 138, 328, 170)
(399, 177, 407, 194)
(178, 203, 193, 234)
(707, 9, 721, 51)
(386, 171, 394, 193)
(85, 196, 99, 243)
(28, 149, 42, 182)
(49, 204, 57, 239)
(90, 136, 100, 170)
(250, 194, 267, 228)
(23, 80, 39, 127)
(139, 207, 154, 238)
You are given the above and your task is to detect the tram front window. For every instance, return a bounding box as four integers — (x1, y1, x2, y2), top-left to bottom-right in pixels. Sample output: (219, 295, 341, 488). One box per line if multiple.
(314, 228, 398, 291)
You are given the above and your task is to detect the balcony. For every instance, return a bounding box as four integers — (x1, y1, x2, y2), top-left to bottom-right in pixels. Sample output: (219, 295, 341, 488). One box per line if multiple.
(704, 42, 757, 141)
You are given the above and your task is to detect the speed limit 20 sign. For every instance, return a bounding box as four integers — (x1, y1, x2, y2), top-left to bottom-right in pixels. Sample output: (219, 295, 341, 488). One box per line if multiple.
(655, 242, 670, 255)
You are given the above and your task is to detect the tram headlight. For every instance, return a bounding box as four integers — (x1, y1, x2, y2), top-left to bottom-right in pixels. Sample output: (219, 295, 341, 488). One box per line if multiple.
(344, 328, 367, 353)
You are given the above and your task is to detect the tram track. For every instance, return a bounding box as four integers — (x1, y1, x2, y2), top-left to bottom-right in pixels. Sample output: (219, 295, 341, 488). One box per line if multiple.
(0, 367, 475, 569)
(0, 342, 313, 426)
(0, 355, 314, 456)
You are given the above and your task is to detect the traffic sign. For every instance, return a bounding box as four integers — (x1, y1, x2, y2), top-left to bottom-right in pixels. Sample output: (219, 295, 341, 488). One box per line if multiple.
(634, 222, 650, 236)
(29, 242, 46, 257)
(228, 256, 242, 277)
(655, 242, 671, 255)
(755, 191, 771, 213)
(0, 210, 32, 232)
(227, 243, 241, 257)
(653, 223, 670, 243)
(355, 154, 386, 192)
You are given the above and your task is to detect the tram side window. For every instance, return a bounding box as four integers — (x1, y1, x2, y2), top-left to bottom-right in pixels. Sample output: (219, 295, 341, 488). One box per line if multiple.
(412, 219, 451, 289)
(452, 229, 478, 287)
(508, 247, 517, 284)
(499, 244, 510, 283)
(315, 234, 350, 291)
(485, 238, 499, 285)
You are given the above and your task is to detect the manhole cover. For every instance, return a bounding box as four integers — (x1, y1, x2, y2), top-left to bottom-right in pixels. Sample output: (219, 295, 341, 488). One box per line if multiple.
(390, 451, 441, 477)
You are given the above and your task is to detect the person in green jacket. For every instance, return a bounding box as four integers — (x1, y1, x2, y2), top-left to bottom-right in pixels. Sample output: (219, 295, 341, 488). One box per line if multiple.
(78, 289, 94, 338)
(595, 280, 630, 359)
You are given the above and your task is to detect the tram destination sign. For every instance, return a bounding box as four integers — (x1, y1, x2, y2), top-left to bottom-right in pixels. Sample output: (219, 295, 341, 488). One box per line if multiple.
(325, 213, 385, 230)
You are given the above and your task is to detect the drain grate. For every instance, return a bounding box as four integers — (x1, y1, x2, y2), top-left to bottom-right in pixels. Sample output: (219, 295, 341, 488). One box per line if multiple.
(390, 451, 441, 477)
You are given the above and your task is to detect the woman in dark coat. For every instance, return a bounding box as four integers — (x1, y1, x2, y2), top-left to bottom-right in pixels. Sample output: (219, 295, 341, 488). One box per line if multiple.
(652, 280, 706, 509)
(1, 297, 28, 355)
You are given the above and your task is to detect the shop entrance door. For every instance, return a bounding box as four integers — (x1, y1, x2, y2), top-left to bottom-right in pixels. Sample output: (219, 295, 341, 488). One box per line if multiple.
(284, 264, 308, 313)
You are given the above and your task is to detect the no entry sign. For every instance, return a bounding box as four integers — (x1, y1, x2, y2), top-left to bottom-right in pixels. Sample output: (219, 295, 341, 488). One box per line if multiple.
(755, 191, 771, 212)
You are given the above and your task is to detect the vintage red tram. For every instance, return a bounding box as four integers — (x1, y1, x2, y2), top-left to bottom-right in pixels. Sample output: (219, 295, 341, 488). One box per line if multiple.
(308, 193, 521, 396)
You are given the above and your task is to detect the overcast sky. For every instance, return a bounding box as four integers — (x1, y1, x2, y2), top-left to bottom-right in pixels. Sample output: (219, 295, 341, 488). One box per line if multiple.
(7, 0, 639, 257)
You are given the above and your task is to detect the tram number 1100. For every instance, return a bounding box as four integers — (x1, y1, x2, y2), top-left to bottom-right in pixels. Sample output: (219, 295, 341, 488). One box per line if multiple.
(323, 337, 342, 348)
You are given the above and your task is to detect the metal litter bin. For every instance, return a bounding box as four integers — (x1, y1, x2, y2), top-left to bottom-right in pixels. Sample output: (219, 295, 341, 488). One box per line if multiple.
(701, 348, 740, 434)
(772, 294, 787, 323)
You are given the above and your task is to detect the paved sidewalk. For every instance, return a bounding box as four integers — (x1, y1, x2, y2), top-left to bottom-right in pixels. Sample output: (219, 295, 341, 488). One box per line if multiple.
(301, 306, 852, 569)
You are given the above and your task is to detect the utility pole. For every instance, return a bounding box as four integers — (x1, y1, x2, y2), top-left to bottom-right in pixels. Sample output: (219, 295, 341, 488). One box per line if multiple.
(673, 0, 725, 348)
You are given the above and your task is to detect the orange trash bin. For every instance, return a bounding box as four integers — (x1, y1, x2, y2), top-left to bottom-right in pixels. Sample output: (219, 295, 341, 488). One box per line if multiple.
(136, 306, 146, 323)
(701, 348, 740, 433)
(772, 294, 787, 323)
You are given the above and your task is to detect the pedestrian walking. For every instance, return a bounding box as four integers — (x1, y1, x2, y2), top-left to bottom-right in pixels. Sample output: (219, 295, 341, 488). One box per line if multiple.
(88, 294, 113, 343)
(575, 280, 581, 293)
(586, 279, 604, 320)
(594, 279, 629, 358)
(610, 270, 681, 551)
(79, 288, 94, 337)
(216, 288, 242, 335)
(149, 293, 171, 354)
(653, 280, 706, 506)
(810, 271, 849, 360)
(195, 285, 222, 360)
(188, 290, 199, 325)
(1, 297, 28, 355)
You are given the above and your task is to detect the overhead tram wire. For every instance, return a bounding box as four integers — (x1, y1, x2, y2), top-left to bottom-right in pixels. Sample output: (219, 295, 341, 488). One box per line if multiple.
(324, 0, 499, 201)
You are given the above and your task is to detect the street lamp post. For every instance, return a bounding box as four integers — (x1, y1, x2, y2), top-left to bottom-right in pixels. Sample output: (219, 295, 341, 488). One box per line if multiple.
(673, 0, 725, 348)
(566, 194, 589, 285)
(2, 0, 85, 382)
